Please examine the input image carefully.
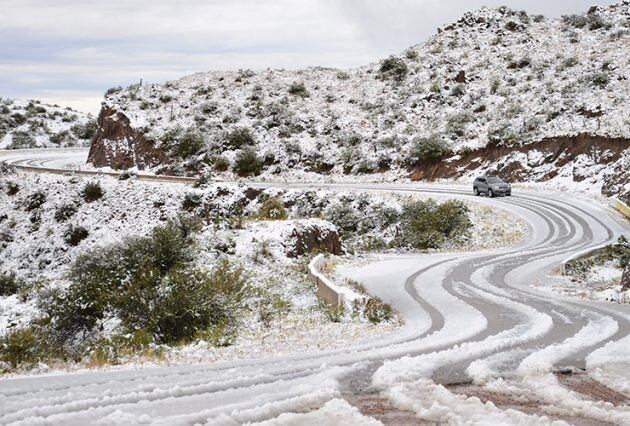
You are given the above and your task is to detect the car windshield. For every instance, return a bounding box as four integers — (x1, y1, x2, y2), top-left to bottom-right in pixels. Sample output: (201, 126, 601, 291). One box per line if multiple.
(487, 177, 504, 184)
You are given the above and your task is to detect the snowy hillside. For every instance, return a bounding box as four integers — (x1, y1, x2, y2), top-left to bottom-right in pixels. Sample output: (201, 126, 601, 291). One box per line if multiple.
(0, 98, 95, 149)
(89, 2, 630, 196)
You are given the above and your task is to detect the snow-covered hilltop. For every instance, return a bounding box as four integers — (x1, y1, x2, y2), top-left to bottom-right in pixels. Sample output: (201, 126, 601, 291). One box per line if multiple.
(0, 98, 95, 149)
(89, 2, 629, 196)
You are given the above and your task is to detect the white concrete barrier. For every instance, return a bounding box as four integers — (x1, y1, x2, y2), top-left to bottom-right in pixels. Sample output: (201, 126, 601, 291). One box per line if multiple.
(613, 197, 630, 220)
(307, 254, 346, 307)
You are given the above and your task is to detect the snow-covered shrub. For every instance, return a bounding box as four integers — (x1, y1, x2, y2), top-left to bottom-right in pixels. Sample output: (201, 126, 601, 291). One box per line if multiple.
(0, 326, 64, 371)
(64, 225, 89, 246)
(233, 147, 263, 176)
(70, 119, 98, 140)
(24, 191, 46, 211)
(352, 296, 394, 324)
(182, 192, 202, 212)
(257, 197, 287, 220)
(7, 131, 36, 149)
(47, 220, 249, 345)
(379, 56, 408, 81)
(54, 203, 77, 222)
(319, 300, 345, 323)
(81, 181, 104, 202)
(288, 82, 310, 98)
(487, 122, 518, 146)
(590, 72, 610, 88)
(0, 272, 20, 296)
(398, 199, 471, 249)
(5, 181, 19, 196)
(324, 202, 360, 237)
(171, 131, 204, 158)
(104, 86, 122, 96)
(209, 154, 230, 171)
(224, 127, 255, 149)
(409, 135, 453, 163)
(446, 112, 472, 138)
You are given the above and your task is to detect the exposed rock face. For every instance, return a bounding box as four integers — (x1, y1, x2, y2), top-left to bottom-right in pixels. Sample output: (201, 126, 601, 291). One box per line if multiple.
(87, 106, 167, 170)
(285, 222, 343, 258)
(622, 264, 629, 291)
(410, 134, 630, 193)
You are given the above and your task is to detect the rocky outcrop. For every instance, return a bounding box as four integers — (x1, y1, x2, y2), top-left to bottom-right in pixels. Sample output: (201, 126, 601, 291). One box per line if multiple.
(410, 134, 630, 192)
(622, 264, 630, 291)
(285, 221, 343, 258)
(87, 106, 167, 170)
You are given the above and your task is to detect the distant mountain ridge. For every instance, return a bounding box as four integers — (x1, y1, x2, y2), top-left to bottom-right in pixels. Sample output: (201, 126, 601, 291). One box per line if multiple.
(89, 2, 629, 197)
(0, 98, 95, 149)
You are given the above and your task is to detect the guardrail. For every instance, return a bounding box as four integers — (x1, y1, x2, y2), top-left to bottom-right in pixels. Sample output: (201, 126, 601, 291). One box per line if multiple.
(559, 243, 611, 275)
(307, 254, 346, 307)
(612, 197, 630, 220)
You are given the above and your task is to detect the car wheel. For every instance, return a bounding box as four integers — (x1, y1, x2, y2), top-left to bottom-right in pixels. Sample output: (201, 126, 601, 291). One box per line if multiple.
(488, 189, 494, 198)
(473, 187, 479, 196)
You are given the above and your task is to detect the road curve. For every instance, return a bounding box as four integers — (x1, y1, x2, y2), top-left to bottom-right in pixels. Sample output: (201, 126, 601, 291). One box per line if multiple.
(0, 149, 629, 424)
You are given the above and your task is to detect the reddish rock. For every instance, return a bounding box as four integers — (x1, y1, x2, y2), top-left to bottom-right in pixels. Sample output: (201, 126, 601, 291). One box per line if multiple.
(454, 70, 467, 83)
(286, 223, 342, 258)
(87, 106, 167, 170)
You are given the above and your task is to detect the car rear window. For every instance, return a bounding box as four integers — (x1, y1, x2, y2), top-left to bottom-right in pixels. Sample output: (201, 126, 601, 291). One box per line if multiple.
(487, 177, 504, 183)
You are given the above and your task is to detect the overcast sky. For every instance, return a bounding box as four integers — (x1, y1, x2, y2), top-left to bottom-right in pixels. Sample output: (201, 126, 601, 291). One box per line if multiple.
(0, 0, 618, 114)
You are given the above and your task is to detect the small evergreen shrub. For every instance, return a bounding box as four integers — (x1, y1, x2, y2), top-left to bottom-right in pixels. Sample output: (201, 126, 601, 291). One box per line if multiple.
(24, 191, 46, 211)
(398, 199, 471, 249)
(0, 272, 20, 296)
(225, 127, 255, 149)
(172, 132, 204, 158)
(81, 181, 104, 202)
(6, 181, 19, 196)
(591, 72, 610, 88)
(48, 221, 250, 345)
(64, 225, 89, 246)
(104, 86, 122, 96)
(233, 148, 263, 176)
(288, 82, 310, 98)
(7, 131, 36, 149)
(379, 56, 408, 81)
(210, 155, 230, 172)
(257, 197, 287, 220)
(409, 135, 452, 163)
(182, 193, 202, 212)
(54, 203, 78, 222)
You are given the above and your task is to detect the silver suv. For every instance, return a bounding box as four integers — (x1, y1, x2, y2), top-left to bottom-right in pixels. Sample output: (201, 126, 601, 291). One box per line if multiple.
(473, 176, 511, 197)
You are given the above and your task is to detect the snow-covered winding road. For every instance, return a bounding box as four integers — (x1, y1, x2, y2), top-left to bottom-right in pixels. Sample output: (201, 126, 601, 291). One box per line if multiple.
(1, 149, 629, 424)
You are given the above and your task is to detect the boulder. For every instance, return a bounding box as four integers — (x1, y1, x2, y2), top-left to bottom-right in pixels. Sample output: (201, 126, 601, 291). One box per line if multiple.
(87, 106, 167, 170)
(454, 70, 467, 83)
(284, 220, 343, 258)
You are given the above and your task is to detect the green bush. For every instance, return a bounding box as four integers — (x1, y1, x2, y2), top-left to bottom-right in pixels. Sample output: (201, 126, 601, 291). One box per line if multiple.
(210, 155, 230, 172)
(7, 131, 36, 149)
(234, 148, 263, 176)
(105, 86, 122, 96)
(64, 225, 89, 246)
(379, 56, 408, 81)
(0, 327, 64, 370)
(409, 135, 452, 163)
(24, 191, 46, 211)
(398, 199, 471, 249)
(319, 300, 345, 323)
(172, 132, 204, 158)
(81, 181, 104, 202)
(71, 119, 98, 140)
(0, 272, 20, 296)
(257, 197, 287, 220)
(47, 220, 248, 345)
(288, 82, 310, 98)
(225, 127, 255, 149)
